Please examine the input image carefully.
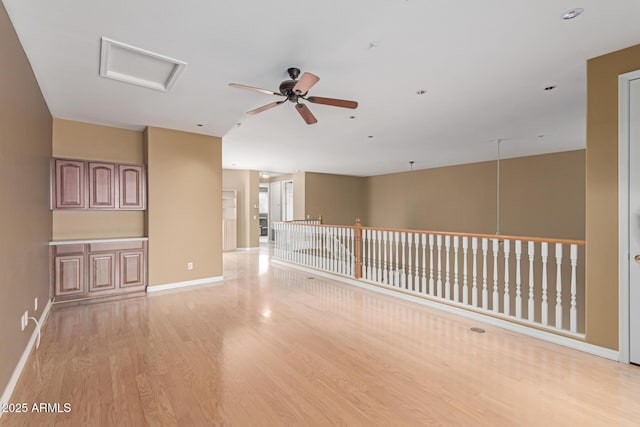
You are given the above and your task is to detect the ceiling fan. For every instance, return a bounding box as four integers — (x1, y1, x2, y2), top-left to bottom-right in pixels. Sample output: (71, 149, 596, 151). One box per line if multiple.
(229, 67, 358, 125)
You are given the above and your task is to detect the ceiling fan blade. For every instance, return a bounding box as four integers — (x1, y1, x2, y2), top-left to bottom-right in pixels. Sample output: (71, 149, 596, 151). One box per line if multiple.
(307, 96, 358, 109)
(293, 72, 320, 94)
(246, 101, 285, 115)
(229, 83, 281, 96)
(296, 104, 318, 125)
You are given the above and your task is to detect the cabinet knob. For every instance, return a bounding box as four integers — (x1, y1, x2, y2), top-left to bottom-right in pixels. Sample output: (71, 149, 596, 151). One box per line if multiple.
(635, 255, 640, 263)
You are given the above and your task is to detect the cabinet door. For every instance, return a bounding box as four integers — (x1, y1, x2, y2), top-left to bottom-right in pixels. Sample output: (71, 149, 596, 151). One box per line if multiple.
(119, 250, 145, 288)
(118, 164, 145, 210)
(54, 159, 86, 209)
(88, 253, 116, 291)
(55, 255, 85, 296)
(89, 162, 116, 209)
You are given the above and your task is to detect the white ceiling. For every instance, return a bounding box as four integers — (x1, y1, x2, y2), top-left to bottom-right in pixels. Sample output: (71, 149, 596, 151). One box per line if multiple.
(4, 1, 640, 176)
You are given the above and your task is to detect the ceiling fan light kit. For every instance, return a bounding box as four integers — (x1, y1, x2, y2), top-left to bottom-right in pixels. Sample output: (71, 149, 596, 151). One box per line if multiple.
(229, 67, 358, 125)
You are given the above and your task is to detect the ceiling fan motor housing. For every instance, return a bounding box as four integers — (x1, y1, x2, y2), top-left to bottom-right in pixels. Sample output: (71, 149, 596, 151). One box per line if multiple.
(279, 80, 301, 102)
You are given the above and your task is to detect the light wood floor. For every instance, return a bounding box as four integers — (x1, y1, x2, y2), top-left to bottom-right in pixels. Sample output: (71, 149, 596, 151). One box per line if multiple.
(2, 247, 640, 426)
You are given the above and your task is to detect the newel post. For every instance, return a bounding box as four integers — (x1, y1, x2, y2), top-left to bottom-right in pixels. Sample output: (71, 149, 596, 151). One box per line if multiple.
(355, 218, 362, 279)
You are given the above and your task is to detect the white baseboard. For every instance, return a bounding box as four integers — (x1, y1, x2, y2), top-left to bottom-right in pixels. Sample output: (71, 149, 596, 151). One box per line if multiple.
(0, 299, 53, 417)
(146, 276, 224, 293)
(272, 260, 620, 362)
(236, 247, 260, 252)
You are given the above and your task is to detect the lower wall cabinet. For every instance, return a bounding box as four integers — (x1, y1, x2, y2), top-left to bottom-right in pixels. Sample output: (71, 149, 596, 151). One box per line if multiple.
(51, 239, 147, 302)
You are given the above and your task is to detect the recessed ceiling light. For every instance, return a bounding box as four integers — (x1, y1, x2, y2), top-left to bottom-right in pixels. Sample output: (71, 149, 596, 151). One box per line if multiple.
(544, 85, 557, 91)
(236, 122, 242, 127)
(367, 135, 374, 139)
(231, 163, 237, 166)
(416, 89, 426, 95)
(349, 115, 356, 119)
(368, 41, 379, 49)
(537, 134, 545, 138)
(562, 8, 583, 20)
(196, 123, 203, 127)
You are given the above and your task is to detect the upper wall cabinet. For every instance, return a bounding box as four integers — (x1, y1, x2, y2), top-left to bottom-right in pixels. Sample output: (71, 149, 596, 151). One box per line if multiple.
(118, 164, 145, 210)
(89, 162, 116, 209)
(54, 159, 86, 209)
(51, 158, 146, 210)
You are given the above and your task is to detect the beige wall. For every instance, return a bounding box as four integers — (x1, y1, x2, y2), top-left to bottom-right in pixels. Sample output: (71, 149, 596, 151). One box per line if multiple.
(51, 119, 145, 239)
(585, 43, 640, 350)
(223, 169, 259, 248)
(267, 172, 306, 220)
(305, 172, 368, 226)
(367, 150, 585, 240)
(0, 2, 52, 400)
(145, 127, 222, 286)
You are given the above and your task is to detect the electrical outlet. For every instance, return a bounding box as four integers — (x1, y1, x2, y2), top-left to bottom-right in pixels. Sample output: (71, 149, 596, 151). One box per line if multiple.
(187, 262, 193, 271)
(34, 297, 38, 311)
(21, 311, 28, 331)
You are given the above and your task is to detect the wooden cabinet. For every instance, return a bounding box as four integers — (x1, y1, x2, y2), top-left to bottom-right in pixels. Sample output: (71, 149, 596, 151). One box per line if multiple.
(51, 158, 146, 210)
(119, 250, 145, 287)
(118, 164, 145, 209)
(51, 239, 147, 302)
(89, 162, 117, 209)
(88, 252, 116, 291)
(53, 159, 86, 209)
(55, 254, 85, 296)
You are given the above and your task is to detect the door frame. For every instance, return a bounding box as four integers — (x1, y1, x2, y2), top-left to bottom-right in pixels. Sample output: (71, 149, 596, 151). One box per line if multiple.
(618, 69, 640, 364)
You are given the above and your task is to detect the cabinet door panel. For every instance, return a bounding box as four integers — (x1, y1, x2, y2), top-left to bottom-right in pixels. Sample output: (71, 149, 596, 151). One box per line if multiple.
(89, 162, 116, 209)
(119, 165, 145, 209)
(55, 255, 84, 295)
(89, 253, 116, 291)
(119, 250, 145, 288)
(55, 159, 86, 209)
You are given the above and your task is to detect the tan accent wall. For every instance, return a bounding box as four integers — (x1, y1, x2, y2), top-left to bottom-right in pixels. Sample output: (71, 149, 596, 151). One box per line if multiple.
(52, 119, 145, 239)
(0, 2, 52, 399)
(585, 43, 640, 350)
(145, 127, 222, 286)
(223, 169, 260, 248)
(367, 150, 585, 239)
(305, 172, 368, 225)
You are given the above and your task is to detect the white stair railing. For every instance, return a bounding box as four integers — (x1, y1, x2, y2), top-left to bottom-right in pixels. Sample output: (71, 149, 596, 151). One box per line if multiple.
(273, 221, 585, 336)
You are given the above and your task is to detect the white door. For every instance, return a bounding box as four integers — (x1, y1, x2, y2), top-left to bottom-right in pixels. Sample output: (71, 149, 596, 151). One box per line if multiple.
(269, 181, 281, 241)
(630, 76, 640, 364)
(283, 180, 294, 221)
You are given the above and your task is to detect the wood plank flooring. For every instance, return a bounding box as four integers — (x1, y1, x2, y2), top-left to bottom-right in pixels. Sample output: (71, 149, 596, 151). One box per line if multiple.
(2, 247, 640, 426)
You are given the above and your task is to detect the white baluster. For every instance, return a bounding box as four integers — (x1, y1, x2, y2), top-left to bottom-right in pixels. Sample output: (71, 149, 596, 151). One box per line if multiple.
(528, 241, 535, 322)
(541, 242, 549, 326)
(421, 233, 427, 294)
(570, 244, 578, 333)
(462, 237, 469, 305)
(472, 237, 478, 307)
(492, 238, 499, 313)
(377, 230, 383, 281)
(414, 233, 420, 292)
(363, 229, 369, 280)
(482, 238, 488, 309)
(503, 240, 510, 316)
(407, 233, 413, 291)
(453, 236, 459, 302)
(515, 240, 522, 319)
(429, 234, 435, 295)
(401, 232, 407, 289)
(382, 231, 388, 284)
(555, 243, 563, 330)
(445, 235, 451, 299)
(367, 229, 374, 281)
(436, 235, 443, 297)
(394, 232, 400, 287)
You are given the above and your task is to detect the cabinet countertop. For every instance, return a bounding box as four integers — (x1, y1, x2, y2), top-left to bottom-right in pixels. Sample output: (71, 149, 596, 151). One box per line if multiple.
(49, 237, 148, 246)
